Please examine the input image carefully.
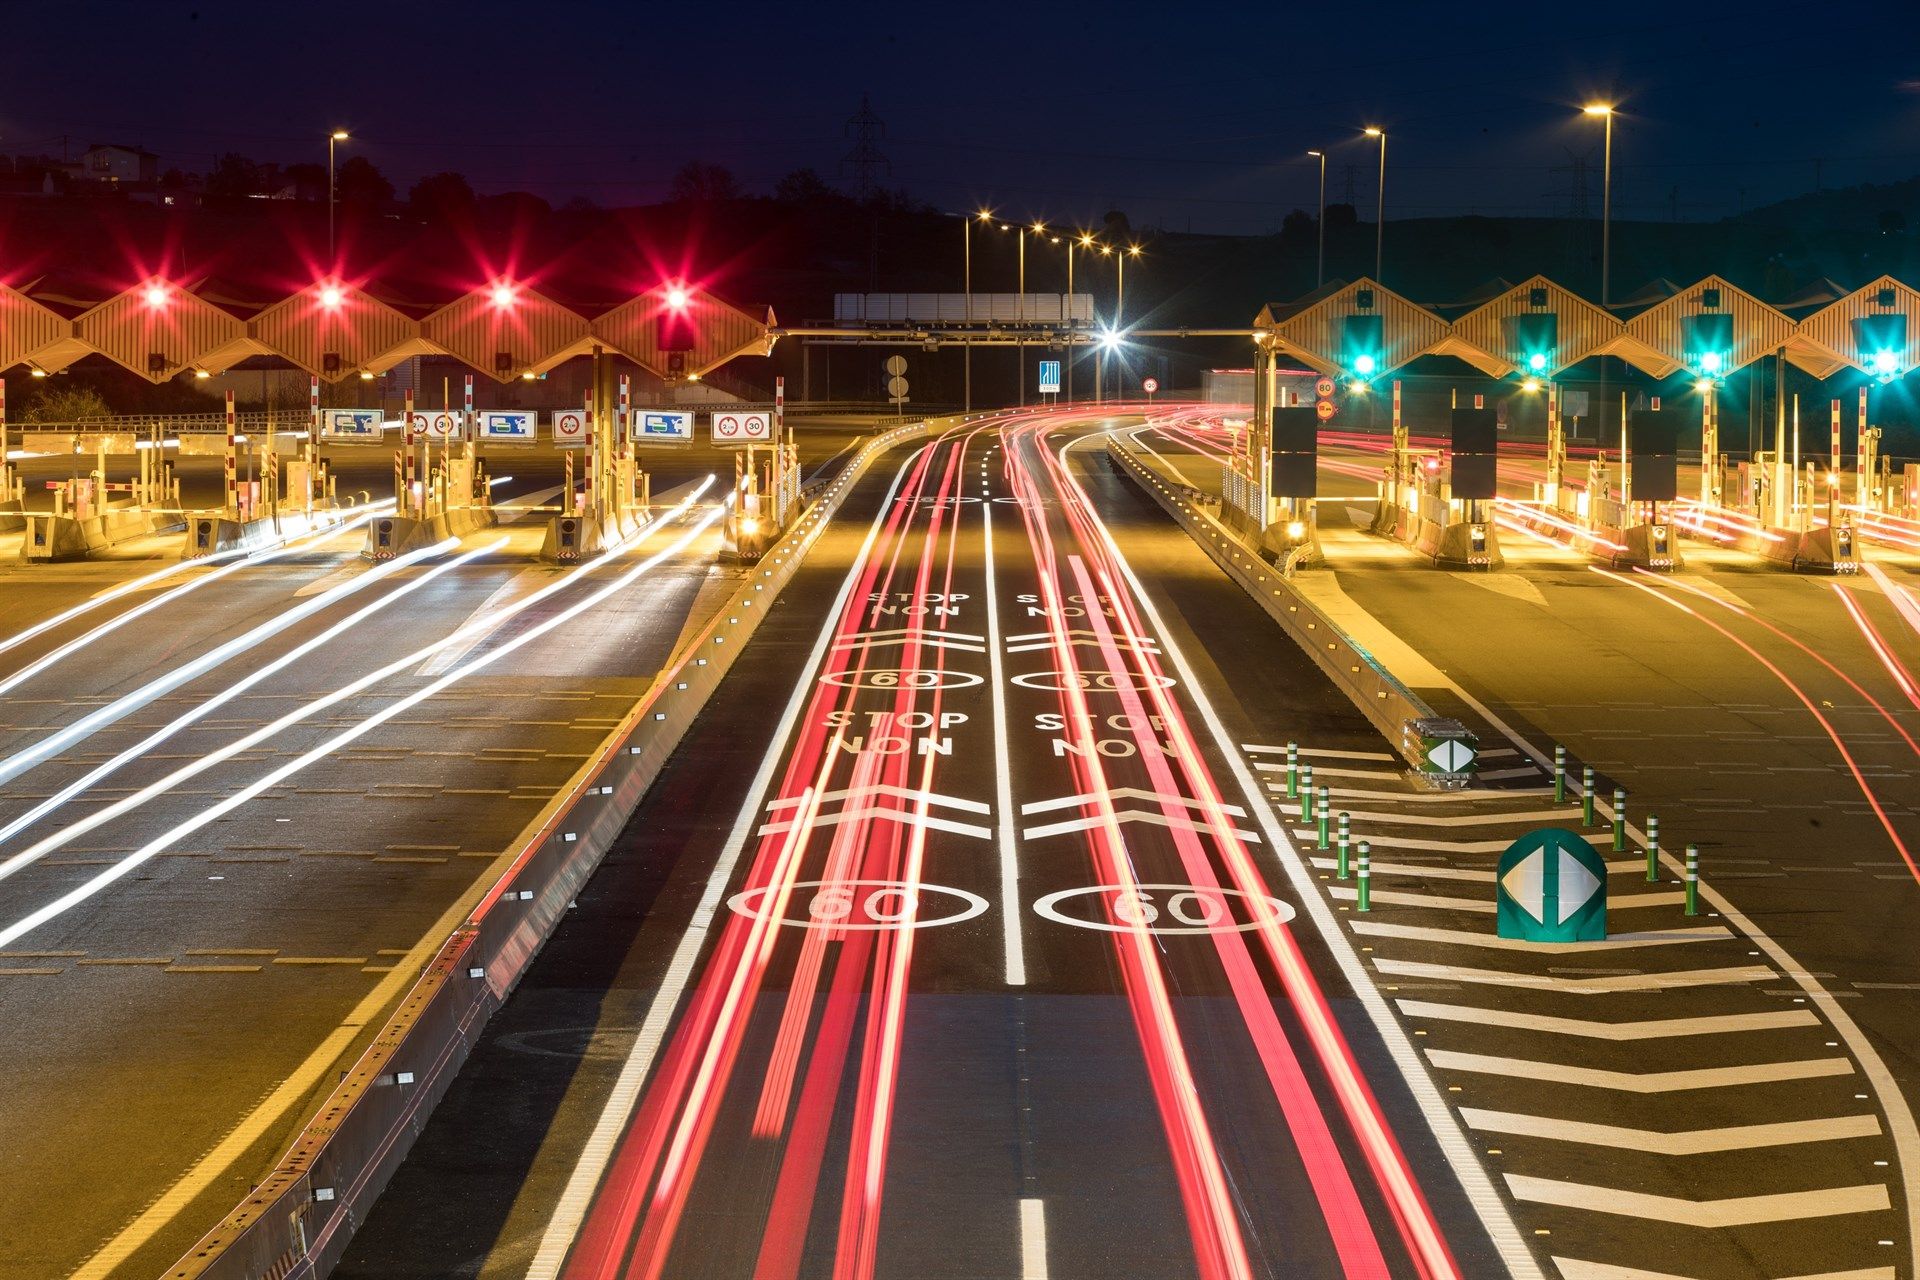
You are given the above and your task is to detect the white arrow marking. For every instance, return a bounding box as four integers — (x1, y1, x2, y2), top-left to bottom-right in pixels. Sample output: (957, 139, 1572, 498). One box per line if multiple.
(1557, 846, 1603, 921)
(1021, 787, 1246, 818)
(1397, 1002, 1817, 1038)
(1427, 739, 1476, 772)
(1377, 959, 1775, 994)
(1428, 1049, 1851, 1092)
(1022, 808, 1258, 843)
(1506, 1174, 1889, 1227)
(758, 805, 991, 841)
(766, 784, 989, 815)
(1501, 850, 1546, 923)
(1352, 921, 1729, 952)
(1462, 1108, 1880, 1154)
(1553, 1258, 1892, 1280)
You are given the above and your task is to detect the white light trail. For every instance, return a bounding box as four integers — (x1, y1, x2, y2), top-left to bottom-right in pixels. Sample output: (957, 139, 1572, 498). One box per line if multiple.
(0, 490, 722, 949)
(0, 482, 711, 890)
(0, 537, 480, 853)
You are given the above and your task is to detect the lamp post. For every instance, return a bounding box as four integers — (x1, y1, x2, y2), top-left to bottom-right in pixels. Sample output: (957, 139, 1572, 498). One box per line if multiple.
(1363, 127, 1386, 283)
(327, 129, 350, 261)
(1307, 149, 1327, 288)
(964, 209, 992, 412)
(1583, 104, 1615, 309)
(1100, 244, 1142, 399)
(1069, 231, 1096, 402)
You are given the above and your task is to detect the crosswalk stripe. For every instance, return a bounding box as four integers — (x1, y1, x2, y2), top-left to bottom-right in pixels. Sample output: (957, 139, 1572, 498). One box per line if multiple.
(1380, 959, 1776, 993)
(1461, 1108, 1880, 1154)
(1552, 1259, 1893, 1280)
(1506, 1173, 1889, 1227)
(1352, 920, 1730, 952)
(1428, 1049, 1852, 1092)
(1397, 1001, 1819, 1038)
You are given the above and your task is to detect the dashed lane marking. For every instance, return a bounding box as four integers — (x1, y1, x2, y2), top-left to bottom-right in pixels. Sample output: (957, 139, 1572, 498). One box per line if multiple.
(1506, 1174, 1889, 1228)
(1460, 1108, 1881, 1154)
(1428, 1049, 1852, 1092)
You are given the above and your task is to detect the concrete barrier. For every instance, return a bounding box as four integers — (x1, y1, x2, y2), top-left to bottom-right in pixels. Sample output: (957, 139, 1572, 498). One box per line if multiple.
(19, 499, 180, 562)
(184, 508, 349, 559)
(163, 414, 943, 1280)
(363, 504, 497, 561)
(1108, 436, 1444, 767)
(0, 498, 23, 533)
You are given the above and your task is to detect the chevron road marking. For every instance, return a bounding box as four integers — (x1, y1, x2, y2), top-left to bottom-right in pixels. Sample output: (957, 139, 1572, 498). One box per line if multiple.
(1378, 959, 1776, 993)
(832, 627, 986, 653)
(1427, 1049, 1852, 1092)
(766, 784, 990, 815)
(1021, 787, 1245, 818)
(757, 805, 992, 841)
(1506, 1173, 1889, 1227)
(1285, 806, 1575, 827)
(1243, 743, 1394, 761)
(1460, 1108, 1881, 1154)
(1552, 1259, 1893, 1280)
(1314, 856, 1653, 881)
(1397, 1001, 1819, 1038)
(1351, 920, 1731, 952)
(1309, 830, 1529, 854)
(1333, 885, 1684, 912)
(1022, 807, 1259, 843)
(1271, 782, 1557, 803)
(1256, 762, 1402, 781)
(1005, 629, 1161, 654)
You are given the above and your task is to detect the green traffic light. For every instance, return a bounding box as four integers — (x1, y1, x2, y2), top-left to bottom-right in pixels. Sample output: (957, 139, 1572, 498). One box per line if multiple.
(1527, 352, 1548, 372)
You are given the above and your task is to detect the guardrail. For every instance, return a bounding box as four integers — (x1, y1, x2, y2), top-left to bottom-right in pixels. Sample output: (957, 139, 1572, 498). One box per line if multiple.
(1107, 433, 1442, 768)
(163, 414, 951, 1280)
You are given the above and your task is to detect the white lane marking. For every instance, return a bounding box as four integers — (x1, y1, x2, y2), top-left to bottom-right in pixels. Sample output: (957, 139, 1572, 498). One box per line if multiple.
(1460, 1108, 1881, 1155)
(755, 805, 992, 841)
(1020, 787, 1246, 818)
(1351, 921, 1730, 952)
(1477, 766, 1543, 780)
(525, 447, 931, 1279)
(984, 500, 1027, 986)
(1553, 1258, 1892, 1280)
(1310, 856, 1651, 881)
(1244, 743, 1393, 761)
(1381, 959, 1772, 994)
(1428, 1049, 1851, 1092)
(1398, 1001, 1818, 1038)
(765, 784, 989, 815)
(1289, 807, 1574, 828)
(1254, 762, 1399, 781)
(1070, 432, 1538, 1278)
(1282, 785, 1556, 804)
(1310, 832, 1518, 854)
(1021, 807, 1258, 843)
(1506, 1174, 1889, 1228)
(415, 567, 550, 677)
(1330, 885, 1684, 912)
(1019, 1197, 1049, 1279)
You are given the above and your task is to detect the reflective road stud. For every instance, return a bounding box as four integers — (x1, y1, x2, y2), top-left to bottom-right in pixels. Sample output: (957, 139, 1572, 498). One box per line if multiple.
(1356, 842, 1372, 911)
(1302, 766, 1316, 820)
(1287, 741, 1299, 799)
(1316, 787, 1331, 848)
(1685, 844, 1700, 916)
(1336, 812, 1351, 879)
(1645, 813, 1660, 881)
(1553, 745, 1567, 803)
(1612, 787, 1627, 851)
(1581, 767, 1596, 826)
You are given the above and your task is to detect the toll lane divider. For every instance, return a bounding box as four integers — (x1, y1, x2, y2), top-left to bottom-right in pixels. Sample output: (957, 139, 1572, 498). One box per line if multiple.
(1105, 434, 1441, 767)
(161, 412, 998, 1280)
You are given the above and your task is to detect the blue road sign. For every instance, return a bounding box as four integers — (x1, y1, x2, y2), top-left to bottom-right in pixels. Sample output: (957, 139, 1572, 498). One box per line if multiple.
(1496, 827, 1607, 942)
(1037, 360, 1062, 395)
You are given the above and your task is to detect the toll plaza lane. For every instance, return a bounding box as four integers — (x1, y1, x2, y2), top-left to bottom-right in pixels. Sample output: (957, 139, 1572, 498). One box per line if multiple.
(344, 412, 1515, 1279)
(0, 495, 734, 1279)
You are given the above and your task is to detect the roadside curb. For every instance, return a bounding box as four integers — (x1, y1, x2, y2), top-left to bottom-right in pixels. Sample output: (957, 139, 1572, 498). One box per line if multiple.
(161, 417, 948, 1280)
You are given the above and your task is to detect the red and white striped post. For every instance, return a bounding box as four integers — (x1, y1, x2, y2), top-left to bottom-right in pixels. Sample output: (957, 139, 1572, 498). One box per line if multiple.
(1391, 378, 1405, 507)
(583, 387, 595, 518)
(564, 451, 575, 515)
(1830, 398, 1842, 475)
(224, 389, 238, 517)
(393, 449, 403, 509)
(617, 372, 632, 511)
(775, 375, 787, 518)
(403, 389, 417, 518)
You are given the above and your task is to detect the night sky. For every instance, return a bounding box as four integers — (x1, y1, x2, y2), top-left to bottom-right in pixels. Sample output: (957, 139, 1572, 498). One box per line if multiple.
(11, 0, 1920, 234)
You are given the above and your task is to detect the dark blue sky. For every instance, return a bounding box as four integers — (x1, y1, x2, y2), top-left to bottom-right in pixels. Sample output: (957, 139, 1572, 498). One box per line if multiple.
(10, 0, 1920, 233)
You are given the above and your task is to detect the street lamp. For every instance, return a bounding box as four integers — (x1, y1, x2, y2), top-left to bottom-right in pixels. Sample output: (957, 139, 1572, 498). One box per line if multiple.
(327, 129, 350, 261)
(961, 208, 992, 412)
(1363, 127, 1386, 283)
(1307, 149, 1327, 288)
(1582, 104, 1614, 309)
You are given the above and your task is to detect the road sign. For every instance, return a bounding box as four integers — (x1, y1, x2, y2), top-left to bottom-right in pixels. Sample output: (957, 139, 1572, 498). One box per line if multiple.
(478, 411, 535, 442)
(427, 411, 458, 439)
(1496, 828, 1607, 942)
(404, 411, 430, 440)
(1314, 377, 1336, 399)
(884, 355, 908, 376)
(887, 375, 910, 400)
(711, 411, 772, 443)
(1142, 377, 1159, 395)
(633, 409, 693, 443)
(1037, 360, 1061, 394)
(320, 409, 381, 440)
(1314, 398, 1337, 421)
(552, 410, 587, 447)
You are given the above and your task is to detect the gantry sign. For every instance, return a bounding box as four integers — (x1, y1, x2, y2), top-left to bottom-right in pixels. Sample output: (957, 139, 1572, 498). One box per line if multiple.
(0, 275, 775, 384)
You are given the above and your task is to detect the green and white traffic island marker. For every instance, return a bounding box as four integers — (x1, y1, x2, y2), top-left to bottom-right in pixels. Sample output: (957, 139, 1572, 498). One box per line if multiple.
(1495, 826, 1608, 943)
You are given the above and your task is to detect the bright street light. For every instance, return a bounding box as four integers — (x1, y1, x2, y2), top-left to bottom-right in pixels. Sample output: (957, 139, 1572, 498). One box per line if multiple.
(1307, 149, 1327, 288)
(1363, 127, 1387, 282)
(1582, 104, 1616, 308)
(327, 129, 351, 262)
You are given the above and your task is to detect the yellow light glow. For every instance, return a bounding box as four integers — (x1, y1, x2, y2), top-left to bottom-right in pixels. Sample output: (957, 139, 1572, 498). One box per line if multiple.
(1582, 104, 1613, 117)
(1127, 245, 1142, 258)
(977, 209, 993, 221)
(193, 370, 211, 380)
(1307, 149, 1323, 157)
(740, 516, 761, 535)
(331, 129, 350, 140)
(1363, 126, 1383, 137)
(359, 371, 375, 381)
(1521, 378, 1540, 392)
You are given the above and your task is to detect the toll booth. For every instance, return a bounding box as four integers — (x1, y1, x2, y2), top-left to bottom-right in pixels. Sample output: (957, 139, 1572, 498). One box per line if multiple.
(1438, 407, 1502, 569)
(1617, 406, 1682, 570)
(1266, 405, 1323, 567)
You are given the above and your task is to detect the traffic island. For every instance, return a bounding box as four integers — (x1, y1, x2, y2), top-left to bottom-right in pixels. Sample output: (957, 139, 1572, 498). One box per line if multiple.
(19, 501, 181, 562)
(1744, 522, 1861, 574)
(186, 505, 352, 559)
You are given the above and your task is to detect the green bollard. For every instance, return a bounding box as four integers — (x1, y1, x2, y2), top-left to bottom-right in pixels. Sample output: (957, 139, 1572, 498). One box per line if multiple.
(1611, 787, 1627, 852)
(1581, 767, 1596, 826)
(1336, 812, 1351, 879)
(1356, 842, 1372, 912)
(1645, 814, 1660, 882)
(1553, 745, 1567, 804)
(1316, 787, 1331, 848)
(1685, 844, 1700, 916)
(1287, 741, 1299, 799)
(1302, 765, 1316, 820)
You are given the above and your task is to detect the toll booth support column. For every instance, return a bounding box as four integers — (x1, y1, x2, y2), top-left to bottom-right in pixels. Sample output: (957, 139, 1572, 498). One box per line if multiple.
(1544, 379, 1564, 508)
